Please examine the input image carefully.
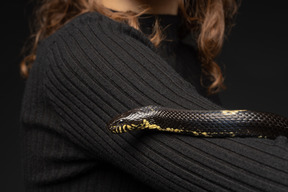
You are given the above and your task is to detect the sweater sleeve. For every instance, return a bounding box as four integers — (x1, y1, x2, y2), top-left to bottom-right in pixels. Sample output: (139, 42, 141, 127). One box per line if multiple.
(42, 12, 288, 192)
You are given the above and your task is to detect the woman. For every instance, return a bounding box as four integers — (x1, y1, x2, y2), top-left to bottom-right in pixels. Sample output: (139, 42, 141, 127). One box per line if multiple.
(20, 0, 288, 191)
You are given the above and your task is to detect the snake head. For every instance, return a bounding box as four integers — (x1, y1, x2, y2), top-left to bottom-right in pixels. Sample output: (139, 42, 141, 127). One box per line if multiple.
(107, 106, 158, 133)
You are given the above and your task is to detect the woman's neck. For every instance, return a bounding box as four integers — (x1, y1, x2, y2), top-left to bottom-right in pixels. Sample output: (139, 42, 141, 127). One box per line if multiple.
(99, 0, 179, 15)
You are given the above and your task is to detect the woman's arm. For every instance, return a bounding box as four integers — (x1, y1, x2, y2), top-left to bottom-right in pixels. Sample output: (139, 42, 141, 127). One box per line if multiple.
(43, 12, 288, 192)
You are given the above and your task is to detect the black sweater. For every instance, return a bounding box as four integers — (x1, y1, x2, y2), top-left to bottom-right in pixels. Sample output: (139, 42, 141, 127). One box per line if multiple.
(20, 12, 288, 192)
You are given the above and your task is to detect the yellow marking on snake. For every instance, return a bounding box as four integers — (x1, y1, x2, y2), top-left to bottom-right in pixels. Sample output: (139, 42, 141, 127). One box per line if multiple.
(126, 125, 132, 130)
(137, 119, 213, 136)
(192, 131, 199, 136)
(114, 119, 238, 137)
(229, 132, 236, 137)
(201, 132, 208, 136)
(114, 126, 119, 133)
(119, 126, 123, 133)
(221, 110, 246, 115)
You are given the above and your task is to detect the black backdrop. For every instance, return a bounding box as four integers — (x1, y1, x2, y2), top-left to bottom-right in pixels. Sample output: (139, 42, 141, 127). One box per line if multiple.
(1, 1, 288, 191)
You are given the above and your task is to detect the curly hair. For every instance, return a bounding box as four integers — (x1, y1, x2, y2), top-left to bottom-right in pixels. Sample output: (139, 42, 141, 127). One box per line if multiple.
(20, 0, 240, 94)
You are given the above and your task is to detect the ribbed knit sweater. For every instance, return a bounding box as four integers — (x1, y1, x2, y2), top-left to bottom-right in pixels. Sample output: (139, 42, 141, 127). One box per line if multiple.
(20, 11, 288, 192)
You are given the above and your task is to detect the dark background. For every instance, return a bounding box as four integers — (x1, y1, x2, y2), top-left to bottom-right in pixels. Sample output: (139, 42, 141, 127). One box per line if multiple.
(1, 1, 288, 191)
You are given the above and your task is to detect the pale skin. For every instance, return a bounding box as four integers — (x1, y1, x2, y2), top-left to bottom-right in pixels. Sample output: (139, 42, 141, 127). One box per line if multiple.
(98, 0, 179, 15)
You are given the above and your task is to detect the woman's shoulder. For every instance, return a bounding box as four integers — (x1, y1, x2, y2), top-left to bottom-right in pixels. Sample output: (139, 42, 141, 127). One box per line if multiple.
(38, 12, 110, 47)
(38, 11, 154, 51)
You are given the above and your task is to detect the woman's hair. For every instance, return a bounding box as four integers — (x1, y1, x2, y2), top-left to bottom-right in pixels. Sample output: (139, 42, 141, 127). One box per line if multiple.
(20, 0, 240, 94)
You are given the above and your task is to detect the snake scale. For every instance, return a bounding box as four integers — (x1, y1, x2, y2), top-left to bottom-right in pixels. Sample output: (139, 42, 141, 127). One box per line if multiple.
(107, 105, 288, 139)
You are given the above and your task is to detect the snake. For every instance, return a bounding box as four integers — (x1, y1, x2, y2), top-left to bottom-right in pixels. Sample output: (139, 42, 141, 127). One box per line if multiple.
(107, 105, 288, 139)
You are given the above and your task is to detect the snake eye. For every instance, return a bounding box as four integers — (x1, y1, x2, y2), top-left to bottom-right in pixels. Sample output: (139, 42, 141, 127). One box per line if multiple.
(117, 119, 125, 125)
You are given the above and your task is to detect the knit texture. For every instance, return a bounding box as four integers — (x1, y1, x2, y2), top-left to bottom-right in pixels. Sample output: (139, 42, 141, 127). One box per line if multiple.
(20, 12, 288, 192)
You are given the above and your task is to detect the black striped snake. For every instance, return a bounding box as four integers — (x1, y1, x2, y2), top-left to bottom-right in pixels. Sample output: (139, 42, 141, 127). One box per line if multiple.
(107, 105, 288, 139)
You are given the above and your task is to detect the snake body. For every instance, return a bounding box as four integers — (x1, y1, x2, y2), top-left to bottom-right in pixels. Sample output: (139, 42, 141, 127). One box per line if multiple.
(107, 105, 288, 139)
